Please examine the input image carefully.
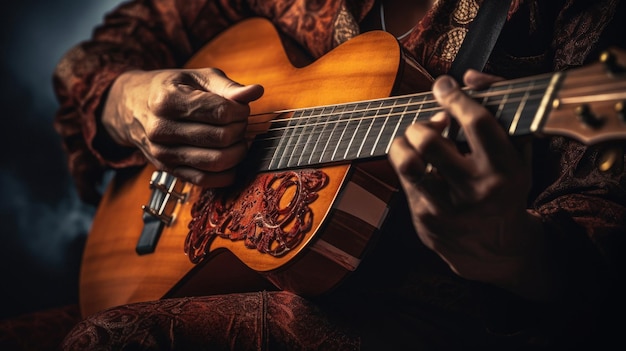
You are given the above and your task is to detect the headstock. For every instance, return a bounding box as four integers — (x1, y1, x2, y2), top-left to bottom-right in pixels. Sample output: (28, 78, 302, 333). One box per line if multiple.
(537, 48, 626, 145)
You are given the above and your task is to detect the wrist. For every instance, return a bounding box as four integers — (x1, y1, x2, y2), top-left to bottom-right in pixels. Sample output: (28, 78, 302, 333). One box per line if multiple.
(94, 71, 142, 160)
(100, 70, 144, 148)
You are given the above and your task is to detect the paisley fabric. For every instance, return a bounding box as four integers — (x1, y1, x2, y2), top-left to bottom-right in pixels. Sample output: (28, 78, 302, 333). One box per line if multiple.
(44, 0, 626, 350)
(61, 292, 361, 351)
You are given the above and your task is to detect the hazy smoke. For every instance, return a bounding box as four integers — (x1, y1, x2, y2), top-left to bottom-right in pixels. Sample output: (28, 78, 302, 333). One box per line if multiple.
(0, 0, 124, 318)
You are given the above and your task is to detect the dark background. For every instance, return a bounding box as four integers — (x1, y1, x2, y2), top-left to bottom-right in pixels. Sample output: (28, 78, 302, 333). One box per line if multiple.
(0, 0, 125, 319)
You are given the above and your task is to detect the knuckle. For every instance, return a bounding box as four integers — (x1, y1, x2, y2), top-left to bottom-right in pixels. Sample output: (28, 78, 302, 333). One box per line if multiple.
(148, 143, 169, 161)
(214, 128, 232, 146)
(144, 119, 166, 140)
(210, 99, 230, 123)
(443, 89, 465, 106)
(148, 89, 167, 113)
(205, 67, 225, 77)
(198, 150, 227, 172)
(221, 124, 245, 145)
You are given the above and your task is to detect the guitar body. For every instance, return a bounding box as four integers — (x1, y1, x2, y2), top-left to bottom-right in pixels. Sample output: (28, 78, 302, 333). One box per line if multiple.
(80, 18, 433, 317)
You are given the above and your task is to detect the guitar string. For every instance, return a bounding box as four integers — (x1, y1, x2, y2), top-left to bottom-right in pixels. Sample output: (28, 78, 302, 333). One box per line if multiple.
(246, 77, 625, 131)
(248, 82, 625, 169)
(248, 77, 554, 124)
(379, 2, 416, 40)
(249, 92, 548, 151)
(246, 92, 549, 168)
(251, 97, 540, 135)
(233, 72, 623, 168)
(247, 91, 548, 136)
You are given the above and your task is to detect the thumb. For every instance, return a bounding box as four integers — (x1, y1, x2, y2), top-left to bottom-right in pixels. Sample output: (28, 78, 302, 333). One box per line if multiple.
(195, 68, 264, 103)
(222, 83, 264, 104)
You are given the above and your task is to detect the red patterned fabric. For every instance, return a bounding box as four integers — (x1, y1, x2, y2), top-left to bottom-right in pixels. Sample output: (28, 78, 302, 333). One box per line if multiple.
(62, 292, 362, 350)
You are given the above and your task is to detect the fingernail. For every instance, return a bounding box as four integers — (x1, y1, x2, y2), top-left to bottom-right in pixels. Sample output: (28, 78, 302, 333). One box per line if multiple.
(435, 76, 456, 95)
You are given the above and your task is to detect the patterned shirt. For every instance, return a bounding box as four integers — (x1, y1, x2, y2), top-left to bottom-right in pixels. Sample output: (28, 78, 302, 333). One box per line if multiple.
(53, 0, 626, 346)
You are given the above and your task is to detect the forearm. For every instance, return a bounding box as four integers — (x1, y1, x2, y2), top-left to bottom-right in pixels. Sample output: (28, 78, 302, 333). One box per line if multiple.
(52, 0, 226, 199)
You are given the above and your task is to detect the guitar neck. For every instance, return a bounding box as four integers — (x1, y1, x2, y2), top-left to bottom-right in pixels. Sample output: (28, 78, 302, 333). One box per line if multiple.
(251, 72, 561, 172)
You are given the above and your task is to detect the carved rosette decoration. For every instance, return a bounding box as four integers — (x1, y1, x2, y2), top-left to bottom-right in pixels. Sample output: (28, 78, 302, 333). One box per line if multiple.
(185, 169, 328, 264)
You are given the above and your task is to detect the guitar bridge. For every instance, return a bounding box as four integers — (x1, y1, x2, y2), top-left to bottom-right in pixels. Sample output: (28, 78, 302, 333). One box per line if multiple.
(136, 171, 188, 255)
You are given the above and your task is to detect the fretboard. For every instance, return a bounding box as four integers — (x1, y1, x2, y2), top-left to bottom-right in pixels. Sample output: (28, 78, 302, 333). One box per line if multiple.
(250, 73, 559, 171)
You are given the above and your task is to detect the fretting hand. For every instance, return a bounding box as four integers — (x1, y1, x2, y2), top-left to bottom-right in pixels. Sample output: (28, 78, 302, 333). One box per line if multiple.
(389, 70, 554, 300)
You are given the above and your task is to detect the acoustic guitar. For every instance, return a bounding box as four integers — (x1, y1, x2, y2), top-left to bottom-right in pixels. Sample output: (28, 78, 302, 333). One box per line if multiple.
(79, 18, 626, 317)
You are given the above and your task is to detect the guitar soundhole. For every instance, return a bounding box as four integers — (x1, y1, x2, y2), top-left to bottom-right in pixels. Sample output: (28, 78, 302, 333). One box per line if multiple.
(185, 169, 329, 263)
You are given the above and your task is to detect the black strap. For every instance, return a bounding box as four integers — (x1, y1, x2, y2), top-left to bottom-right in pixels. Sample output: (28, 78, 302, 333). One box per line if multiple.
(448, 0, 513, 83)
(445, 0, 512, 141)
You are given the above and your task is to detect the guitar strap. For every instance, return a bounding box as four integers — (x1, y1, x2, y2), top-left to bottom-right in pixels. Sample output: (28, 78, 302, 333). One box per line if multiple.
(447, 0, 513, 83)
(445, 0, 513, 140)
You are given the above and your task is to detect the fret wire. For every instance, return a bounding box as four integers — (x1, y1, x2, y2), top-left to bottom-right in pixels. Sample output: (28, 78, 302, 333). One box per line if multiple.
(508, 79, 535, 135)
(368, 106, 392, 156)
(499, 88, 533, 134)
(305, 107, 331, 165)
(266, 118, 292, 170)
(355, 101, 382, 158)
(285, 108, 311, 168)
(385, 97, 411, 154)
(257, 117, 294, 170)
(330, 104, 356, 161)
(342, 103, 368, 159)
(317, 105, 345, 163)
(338, 104, 363, 161)
(297, 106, 326, 166)
(376, 98, 410, 156)
(253, 130, 279, 170)
(411, 94, 428, 124)
(275, 110, 303, 169)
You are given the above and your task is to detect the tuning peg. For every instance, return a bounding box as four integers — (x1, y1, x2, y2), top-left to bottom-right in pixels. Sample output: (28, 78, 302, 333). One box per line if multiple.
(616, 101, 625, 122)
(600, 51, 625, 74)
(576, 104, 604, 128)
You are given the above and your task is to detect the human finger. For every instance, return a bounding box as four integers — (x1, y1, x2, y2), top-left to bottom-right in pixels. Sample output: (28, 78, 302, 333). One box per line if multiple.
(146, 141, 248, 174)
(401, 112, 471, 181)
(390, 136, 447, 215)
(145, 118, 247, 148)
(389, 115, 456, 212)
(192, 68, 264, 104)
(432, 75, 514, 168)
(155, 69, 264, 125)
(462, 69, 504, 90)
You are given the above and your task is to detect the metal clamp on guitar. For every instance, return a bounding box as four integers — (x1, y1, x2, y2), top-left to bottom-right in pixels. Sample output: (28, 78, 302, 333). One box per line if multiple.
(137, 171, 188, 255)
